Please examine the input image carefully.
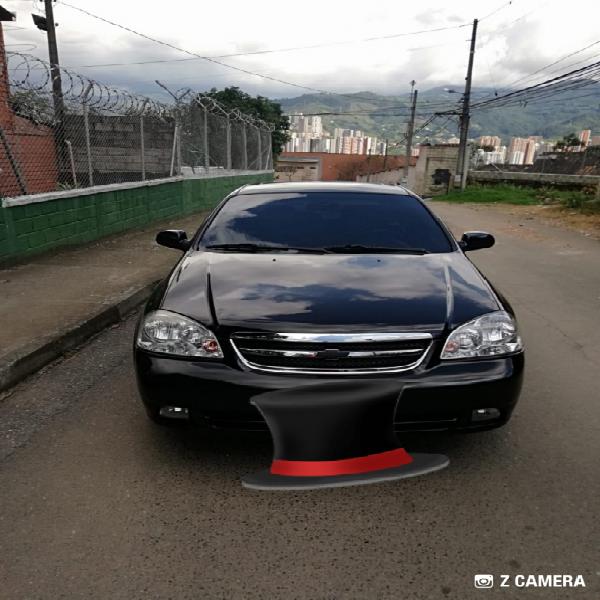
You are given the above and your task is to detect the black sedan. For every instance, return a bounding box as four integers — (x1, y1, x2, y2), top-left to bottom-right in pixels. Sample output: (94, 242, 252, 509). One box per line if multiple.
(134, 182, 524, 431)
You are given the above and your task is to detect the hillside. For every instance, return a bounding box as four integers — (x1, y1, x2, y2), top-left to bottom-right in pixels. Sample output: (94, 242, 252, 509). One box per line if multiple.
(277, 86, 600, 144)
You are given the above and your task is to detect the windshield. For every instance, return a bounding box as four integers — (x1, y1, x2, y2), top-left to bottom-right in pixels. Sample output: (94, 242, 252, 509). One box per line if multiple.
(199, 191, 454, 253)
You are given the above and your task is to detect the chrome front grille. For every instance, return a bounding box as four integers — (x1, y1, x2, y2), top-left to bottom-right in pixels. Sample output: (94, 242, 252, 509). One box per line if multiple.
(230, 332, 433, 375)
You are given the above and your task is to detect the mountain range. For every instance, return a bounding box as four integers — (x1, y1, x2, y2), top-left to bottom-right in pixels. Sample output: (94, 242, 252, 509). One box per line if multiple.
(277, 86, 600, 144)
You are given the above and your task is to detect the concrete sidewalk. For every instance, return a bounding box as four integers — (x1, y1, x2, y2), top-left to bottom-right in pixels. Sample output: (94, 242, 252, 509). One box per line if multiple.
(0, 211, 208, 392)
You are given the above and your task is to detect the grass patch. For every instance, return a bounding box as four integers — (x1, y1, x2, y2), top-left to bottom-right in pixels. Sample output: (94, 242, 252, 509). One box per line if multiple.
(435, 183, 600, 213)
(436, 184, 540, 205)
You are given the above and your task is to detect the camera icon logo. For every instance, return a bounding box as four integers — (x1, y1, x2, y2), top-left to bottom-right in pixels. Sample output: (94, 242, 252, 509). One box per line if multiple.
(474, 574, 494, 589)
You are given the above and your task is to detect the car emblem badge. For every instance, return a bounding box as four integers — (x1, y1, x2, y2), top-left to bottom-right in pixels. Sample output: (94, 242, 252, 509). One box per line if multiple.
(315, 348, 350, 360)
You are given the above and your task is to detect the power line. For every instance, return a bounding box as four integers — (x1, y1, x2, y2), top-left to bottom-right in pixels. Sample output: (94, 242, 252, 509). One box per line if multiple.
(288, 99, 462, 117)
(471, 0, 554, 101)
(525, 87, 600, 106)
(59, 1, 468, 103)
(478, 0, 514, 22)
(58, 1, 337, 96)
(502, 37, 600, 91)
(72, 29, 472, 69)
(74, 40, 464, 69)
(499, 0, 552, 28)
(472, 57, 600, 109)
(468, 58, 600, 111)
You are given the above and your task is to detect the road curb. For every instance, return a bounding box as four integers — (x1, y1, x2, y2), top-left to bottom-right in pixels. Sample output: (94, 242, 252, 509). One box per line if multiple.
(0, 281, 158, 394)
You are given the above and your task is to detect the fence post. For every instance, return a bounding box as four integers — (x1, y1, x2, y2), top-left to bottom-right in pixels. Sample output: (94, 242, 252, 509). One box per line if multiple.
(257, 126, 262, 170)
(140, 115, 146, 180)
(65, 140, 77, 187)
(0, 124, 27, 195)
(82, 103, 94, 187)
(226, 115, 232, 170)
(267, 133, 273, 170)
(82, 83, 94, 187)
(242, 124, 248, 170)
(170, 123, 178, 177)
(176, 124, 182, 175)
(203, 108, 209, 173)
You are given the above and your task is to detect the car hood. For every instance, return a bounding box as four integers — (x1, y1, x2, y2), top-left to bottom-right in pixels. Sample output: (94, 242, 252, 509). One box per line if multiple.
(161, 251, 500, 334)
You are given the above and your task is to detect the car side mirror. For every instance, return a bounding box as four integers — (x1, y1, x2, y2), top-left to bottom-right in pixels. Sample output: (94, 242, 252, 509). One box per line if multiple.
(156, 230, 191, 251)
(460, 231, 495, 252)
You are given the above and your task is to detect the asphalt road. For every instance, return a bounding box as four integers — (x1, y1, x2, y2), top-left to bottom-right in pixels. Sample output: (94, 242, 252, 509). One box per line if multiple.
(1, 202, 598, 600)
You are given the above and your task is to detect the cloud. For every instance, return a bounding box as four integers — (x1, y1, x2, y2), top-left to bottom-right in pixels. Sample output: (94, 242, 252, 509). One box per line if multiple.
(2, 0, 599, 100)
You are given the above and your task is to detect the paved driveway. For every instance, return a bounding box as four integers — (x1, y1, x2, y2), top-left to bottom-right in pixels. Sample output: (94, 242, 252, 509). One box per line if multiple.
(0, 202, 598, 599)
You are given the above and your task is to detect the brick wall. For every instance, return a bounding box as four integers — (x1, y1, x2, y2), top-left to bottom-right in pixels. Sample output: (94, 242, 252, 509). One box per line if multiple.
(1, 24, 59, 197)
(0, 172, 273, 262)
(279, 152, 414, 181)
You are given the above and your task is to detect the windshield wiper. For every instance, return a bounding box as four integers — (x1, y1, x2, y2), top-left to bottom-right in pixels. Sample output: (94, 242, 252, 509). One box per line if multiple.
(324, 244, 430, 255)
(204, 243, 332, 254)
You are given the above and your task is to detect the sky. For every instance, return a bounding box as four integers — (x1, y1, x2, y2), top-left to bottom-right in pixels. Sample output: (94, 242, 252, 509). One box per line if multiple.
(2, 0, 600, 103)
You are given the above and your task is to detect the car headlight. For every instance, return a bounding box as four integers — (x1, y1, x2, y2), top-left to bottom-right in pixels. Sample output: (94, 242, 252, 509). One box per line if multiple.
(136, 310, 223, 358)
(440, 310, 523, 360)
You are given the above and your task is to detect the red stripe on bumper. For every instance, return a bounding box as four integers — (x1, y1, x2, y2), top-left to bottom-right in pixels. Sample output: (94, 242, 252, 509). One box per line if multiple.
(270, 447, 413, 477)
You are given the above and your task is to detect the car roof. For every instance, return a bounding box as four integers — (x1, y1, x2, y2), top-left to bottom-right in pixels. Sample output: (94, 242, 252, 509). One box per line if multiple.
(236, 181, 415, 196)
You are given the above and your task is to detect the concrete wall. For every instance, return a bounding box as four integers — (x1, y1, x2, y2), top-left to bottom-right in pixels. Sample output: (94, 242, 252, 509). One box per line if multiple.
(275, 156, 321, 181)
(62, 113, 174, 186)
(356, 168, 409, 185)
(0, 171, 273, 262)
(408, 145, 459, 196)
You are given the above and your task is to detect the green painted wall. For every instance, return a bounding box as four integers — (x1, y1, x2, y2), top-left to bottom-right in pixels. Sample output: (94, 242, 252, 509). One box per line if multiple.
(0, 173, 272, 261)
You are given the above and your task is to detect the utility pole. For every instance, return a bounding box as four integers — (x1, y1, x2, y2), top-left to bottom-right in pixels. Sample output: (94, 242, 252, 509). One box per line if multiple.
(403, 87, 418, 181)
(43, 0, 64, 123)
(39, 0, 68, 182)
(456, 18, 478, 191)
(383, 138, 389, 170)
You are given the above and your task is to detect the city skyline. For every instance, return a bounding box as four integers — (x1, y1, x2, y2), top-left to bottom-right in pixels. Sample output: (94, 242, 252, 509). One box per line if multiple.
(285, 114, 387, 155)
(284, 113, 599, 165)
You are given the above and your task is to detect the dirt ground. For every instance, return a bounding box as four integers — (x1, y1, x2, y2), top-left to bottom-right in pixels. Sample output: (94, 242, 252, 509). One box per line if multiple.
(435, 202, 600, 241)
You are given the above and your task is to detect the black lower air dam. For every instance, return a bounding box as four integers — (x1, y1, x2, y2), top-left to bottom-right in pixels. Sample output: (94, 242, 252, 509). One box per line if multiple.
(241, 380, 449, 491)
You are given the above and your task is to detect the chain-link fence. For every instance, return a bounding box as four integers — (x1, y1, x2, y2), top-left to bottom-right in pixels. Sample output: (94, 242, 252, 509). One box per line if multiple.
(0, 52, 273, 198)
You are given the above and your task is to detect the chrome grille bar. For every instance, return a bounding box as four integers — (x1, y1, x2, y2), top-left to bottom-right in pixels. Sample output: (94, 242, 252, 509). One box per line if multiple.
(232, 332, 432, 343)
(242, 348, 424, 358)
(230, 332, 433, 375)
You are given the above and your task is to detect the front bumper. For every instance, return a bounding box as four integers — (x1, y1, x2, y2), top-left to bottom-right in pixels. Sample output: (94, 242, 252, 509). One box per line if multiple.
(134, 351, 524, 432)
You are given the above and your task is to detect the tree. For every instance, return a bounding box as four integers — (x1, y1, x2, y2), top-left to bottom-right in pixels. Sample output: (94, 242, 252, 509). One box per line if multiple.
(8, 89, 54, 124)
(554, 132, 580, 151)
(204, 87, 289, 156)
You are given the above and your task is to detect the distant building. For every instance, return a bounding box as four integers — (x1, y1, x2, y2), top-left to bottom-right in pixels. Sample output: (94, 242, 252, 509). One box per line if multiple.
(284, 110, 388, 156)
(289, 114, 323, 137)
(478, 135, 502, 148)
(507, 137, 537, 165)
(524, 141, 536, 165)
(536, 141, 555, 156)
(285, 124, 381, 156)
(475, 146, 506, 165)
(579, 129, 591, 147)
